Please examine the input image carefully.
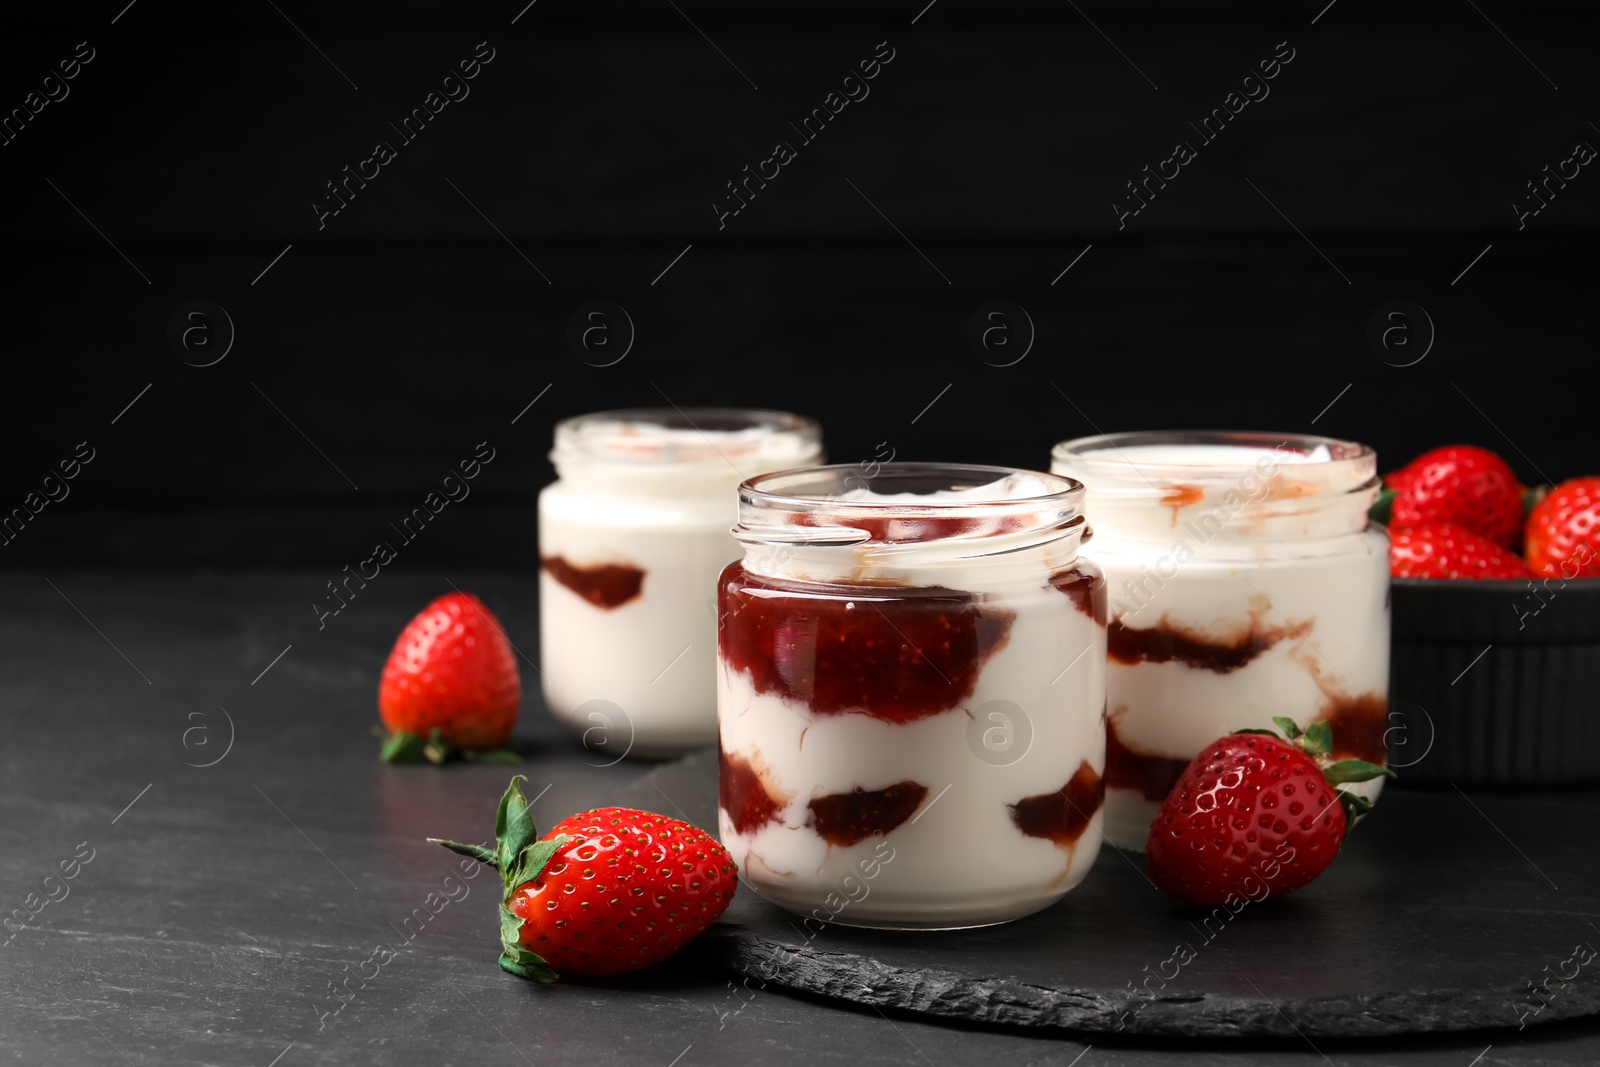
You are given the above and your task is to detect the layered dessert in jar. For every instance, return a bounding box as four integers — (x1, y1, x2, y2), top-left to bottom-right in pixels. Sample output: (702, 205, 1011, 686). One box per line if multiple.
(716, 464, 1107, 929)
(539, 409, 822, 757)
(1050, 432, 1390, 850)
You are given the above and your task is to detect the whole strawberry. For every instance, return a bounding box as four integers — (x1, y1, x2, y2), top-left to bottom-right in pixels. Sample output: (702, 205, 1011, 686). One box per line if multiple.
(379, 592, 520, 760)
(1384, 445, 1524, 549)
(1525, 477, 1600, 580)
(1146, 719, 1392, 906)
(1389, 523, 1530, 579)
(432, 777, 737, 980)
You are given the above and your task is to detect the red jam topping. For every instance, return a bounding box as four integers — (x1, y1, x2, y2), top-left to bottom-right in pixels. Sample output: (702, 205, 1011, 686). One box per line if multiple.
(1009, 761, 1105, 845)
(1049, 561, 1107, 624)
(541, 556, 645, 609)
(717, 563, 1014, 723)
(807, 781, 928, 846)
(1159, 484, 1205, 525)
(719, 749, 787, 834)
(1314, 692, 1388, 765)
(1105, 715, 1190, 802)
(1106, 616, 1296, 673)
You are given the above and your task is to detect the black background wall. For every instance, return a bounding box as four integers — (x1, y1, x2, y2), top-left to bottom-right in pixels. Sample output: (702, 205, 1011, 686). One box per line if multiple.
(1, 0, 1594, 568)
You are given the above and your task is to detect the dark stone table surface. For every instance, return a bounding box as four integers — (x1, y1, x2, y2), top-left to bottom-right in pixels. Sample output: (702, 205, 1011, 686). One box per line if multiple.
(4, 569, 1599, 1066)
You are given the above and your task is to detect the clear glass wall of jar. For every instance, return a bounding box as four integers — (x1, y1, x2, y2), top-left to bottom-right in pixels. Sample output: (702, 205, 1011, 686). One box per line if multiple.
(539, 408, 822, 759)
(1050, 431, 1390, 851)
(717, 464, 1106, 929)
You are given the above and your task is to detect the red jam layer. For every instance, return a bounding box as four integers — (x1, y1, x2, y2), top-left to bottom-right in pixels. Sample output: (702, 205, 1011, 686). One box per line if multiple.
(1050, 561, 1107, 624)
(1105, 715, 1190, 802)
(1315, 692, 1388, 765)
(807, 781, 928, 846)
(1009, 761, 1105, 846)
(717, 563, 1014, 723)
(541, 556, 645, 609)
(1106, 616, 1297, 673)
(719, 749, 787, 835)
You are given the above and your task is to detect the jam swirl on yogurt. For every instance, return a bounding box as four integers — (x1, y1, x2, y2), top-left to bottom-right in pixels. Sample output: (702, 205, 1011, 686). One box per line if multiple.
(1106, 614, 1303, 673)
(1050, 562, 1107, 624)
(717, 564, 1014, 723)
(719, 749, 789, 834)
(808, 781, 929, 846)
(541, 556, 645, 609)
(1009, 761, 1105, 846)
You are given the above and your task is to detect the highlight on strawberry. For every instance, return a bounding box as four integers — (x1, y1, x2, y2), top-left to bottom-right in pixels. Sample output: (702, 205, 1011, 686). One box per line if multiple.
(431, 777, 738, 981)
(1146, 719, 1394, 907)
(378, 592, 522, 764)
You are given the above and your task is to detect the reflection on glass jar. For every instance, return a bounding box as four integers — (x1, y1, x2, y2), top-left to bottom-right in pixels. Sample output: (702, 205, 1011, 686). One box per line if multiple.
(717, 463, 1106, 929)
(1050, 432, 1390, 852)
(539, 408, 822, 758)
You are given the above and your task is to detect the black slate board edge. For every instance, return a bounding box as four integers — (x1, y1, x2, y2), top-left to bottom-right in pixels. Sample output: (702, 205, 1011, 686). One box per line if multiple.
(699, 926, 1600, 1038)
(611, 747, 1600, 1040)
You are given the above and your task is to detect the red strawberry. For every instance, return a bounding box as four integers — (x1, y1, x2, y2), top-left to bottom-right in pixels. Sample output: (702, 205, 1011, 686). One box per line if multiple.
(1389, 523, 1530, 579)
(1146, 719, 1392, 906)
(1525, 477, 1600, 579)
(1384, 445, 1524, 549)
(379, 592, 520, 756)
(432, 778, 737, 980)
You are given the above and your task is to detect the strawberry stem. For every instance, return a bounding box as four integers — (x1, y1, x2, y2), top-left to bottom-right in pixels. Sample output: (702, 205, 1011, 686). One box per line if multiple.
(431, 776, 572, 985)
(381, 730, 522, 765)
(1231, 720, 1397, 833)
(1522, 484, 1549, 516)
(429, 838, 499, 868)
(380, 731, 427, 763)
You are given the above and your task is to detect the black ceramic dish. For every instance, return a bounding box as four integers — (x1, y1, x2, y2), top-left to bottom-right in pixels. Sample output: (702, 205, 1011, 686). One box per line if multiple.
(1387, 576, 1600, 786)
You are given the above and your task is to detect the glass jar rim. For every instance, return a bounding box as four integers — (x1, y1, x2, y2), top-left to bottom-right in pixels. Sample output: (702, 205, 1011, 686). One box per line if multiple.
(553, 407, 821, 468)
(737, 462, 1086, 547)
(1051, 430, 1374, 483)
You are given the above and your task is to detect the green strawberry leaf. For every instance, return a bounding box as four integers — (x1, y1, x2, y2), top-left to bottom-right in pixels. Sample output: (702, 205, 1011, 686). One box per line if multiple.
(1300, 721, 1333, 758)
(428, 837, 499, 868)
(500, 901, 525, 945)
(1271, 716, 1302, 740)
(380, 732, 427, 763)
(1523, 484, 1549, 516)
(423, 729, 457, 765)
(507, 836, 569, 893)
(1323, 759, 1397, 785)
(498, 904, 558, 983)
(499, 946, 559, 984)
(1368, 486, 1396, 526)
(1338, 789, 1374, 831)
(465, 748, 522, 765)
(495, 776, 539, 884)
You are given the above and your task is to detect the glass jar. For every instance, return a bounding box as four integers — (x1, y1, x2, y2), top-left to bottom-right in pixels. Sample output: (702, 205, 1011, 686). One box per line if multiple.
(539, 408, 822, 758)
(716, 463, 1106, 929)
(1050, 431, 1390, 851)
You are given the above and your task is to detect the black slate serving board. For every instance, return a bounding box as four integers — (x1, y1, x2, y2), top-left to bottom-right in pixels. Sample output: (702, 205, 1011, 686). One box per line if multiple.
(614, 749, 1600, 1038)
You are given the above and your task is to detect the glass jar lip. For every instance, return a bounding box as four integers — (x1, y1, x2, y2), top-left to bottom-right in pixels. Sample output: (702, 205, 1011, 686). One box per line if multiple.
(743, 462, 1084, 510)
(1051, 430, 1374, 481)
(737, 463, 1087, 548)
(553, 407, 821, 467)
